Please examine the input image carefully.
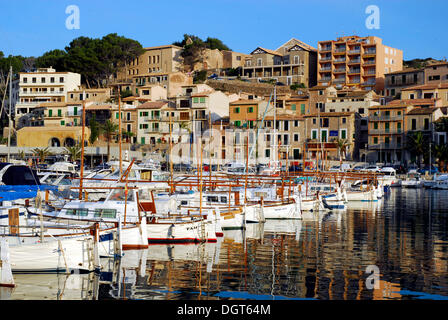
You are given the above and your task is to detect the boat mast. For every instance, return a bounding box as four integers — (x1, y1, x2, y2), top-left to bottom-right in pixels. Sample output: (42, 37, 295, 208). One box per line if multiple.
(273, 85, 277, 170)
(118, 87, 122, 177)
(169, 113, 173, 193)
(7, 66, 12, 163)
(79, 90, 86, 200)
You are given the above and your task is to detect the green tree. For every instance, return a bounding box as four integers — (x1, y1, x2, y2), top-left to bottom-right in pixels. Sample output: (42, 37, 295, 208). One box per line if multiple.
(434, 144, 448, 172)
(64, 144, 82, 162)
(406, 131, 429, 166)
(336, 138, 349, 166)
(31, 147, 52, 163)
(102, 120, 119, 161)
(88, 113, 101, 145)
(35, 49, 67, 70)
(204, 37, 231, 51)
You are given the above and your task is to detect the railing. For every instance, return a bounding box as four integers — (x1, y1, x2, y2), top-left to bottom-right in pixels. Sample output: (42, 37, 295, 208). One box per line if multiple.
(348, 69, 361, 74)
(369, 115, 403, 121)
(364, 50, 376, 55)
(333, 78, 346, 83)
(320, 67, 332, 71)
(334, 48, 346, 53)
(363, 60, 376, 65)
(369, 142, 402, 150)
(334, 58, 346, 63)
(348, 59, 361, 64)
(320, 77, 332, 81)
(348, 49, 361, 54)
(369, 128, 403, 134)
(320, 57, 332, 61)
(334, 68, 346, 73)
(320, 46, 332, 51)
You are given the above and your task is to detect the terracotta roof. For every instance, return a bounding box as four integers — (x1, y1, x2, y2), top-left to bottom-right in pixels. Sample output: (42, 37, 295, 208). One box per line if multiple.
(137, 101, 168, 109)
(388, 98, 439, 106)
(406, 107, 439, 115)
(309, 85, 331, 91)
(265, 115, 304, 120)
(386, 68, 423, 75)
(251, 47, 282, 56)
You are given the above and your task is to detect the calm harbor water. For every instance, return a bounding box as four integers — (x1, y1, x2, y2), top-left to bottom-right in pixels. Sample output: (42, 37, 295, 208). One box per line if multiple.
(2, 188, 448, 300)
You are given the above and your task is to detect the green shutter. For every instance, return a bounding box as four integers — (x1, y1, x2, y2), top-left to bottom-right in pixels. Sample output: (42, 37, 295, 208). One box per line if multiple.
(74, 118, 77, 126)
(374, 137, 378, 144)
(312, 130, 317, 139)
(58, 109, 62, 117)
(235, 107, 240, 114)
(60, 120, 65, 126)
(301, 104, 305, 114)
(341, 130, 346, 139)
(116, 112, 119, 119)
(74, 107, 78, 115)
(291, 104, 296, 111)
(193, 97, 199, 103)
(248, 107, 253, 113)
(48, 109, 52, 117)
(141, 137, 145, 144)
(199, 97, 205, 103)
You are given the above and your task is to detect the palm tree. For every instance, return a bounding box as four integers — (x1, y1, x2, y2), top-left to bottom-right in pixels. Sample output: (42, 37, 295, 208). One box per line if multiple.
(64, 144, 82, 163)
(434, 144, 448, 173)
(31, 147, 52, 164)
(406, 131, 428, 167)
(17, 149, 26, 161)
(336, 138, 349, 167)
(121, 130, 134, 143)
(102, 120, 119, 161)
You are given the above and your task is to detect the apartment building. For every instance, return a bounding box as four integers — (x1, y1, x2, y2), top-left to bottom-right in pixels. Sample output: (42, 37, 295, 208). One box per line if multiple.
(15, 67, 81, 125)
(222, 50, 250, 69)
(401, 82, 448, 105)
(116, 45, 183, 80)
(367, 102, 410, 164)
(424, 61, 448, 84)
(317, 35, 403, 94)
(111, 105, 138, 144)
(303, 112, 360, 162)
(67, 88, 111, 104)
(242, 38, 317, 87)
(384, 68, 425, 99)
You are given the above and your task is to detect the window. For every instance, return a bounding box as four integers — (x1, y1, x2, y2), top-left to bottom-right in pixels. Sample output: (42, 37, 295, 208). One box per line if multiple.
(340, 129, 347, 139)
(234, 107, 240, 114)
(373, 137, 378, 144)
(257, 58, 262, 66)
(301, 104, 305, 114)
(358, 108, 364, 114)
(411, 119, 416, 130)
(294, 120, 299, 127)
(41, 77, 45, 83)
(73, 107, 78, 116)
(311, 129, 318, 140)
(23, 77, 27, 83)
(291, 104, 296, 110)
(424, 118, 430, 130)
(409, 93, 415, 99)
(199, 97, 206, 103)
(58, 109, 62, 117)
(342, 118, 346, 124)
(374, 122, 378, 130)
(248, 107, 254, 113)
(397, 122, 402, 132)
(94, 209, 117, 219)
(60, 120, 65, 126)
(294, 134, 299, 142)
(193, 97, 199, 103)
(234, 120, 241, 127)
(265, 149, 270, 157)
(48, 109, 52, 117)
(59, 77, 64, 83)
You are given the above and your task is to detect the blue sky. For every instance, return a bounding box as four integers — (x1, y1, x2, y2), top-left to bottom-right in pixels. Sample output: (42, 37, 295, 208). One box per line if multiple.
(1, 0, 447, 61)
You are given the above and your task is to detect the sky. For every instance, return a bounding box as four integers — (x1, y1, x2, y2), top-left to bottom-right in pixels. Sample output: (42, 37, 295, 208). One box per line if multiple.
(1, 0, 447, 61)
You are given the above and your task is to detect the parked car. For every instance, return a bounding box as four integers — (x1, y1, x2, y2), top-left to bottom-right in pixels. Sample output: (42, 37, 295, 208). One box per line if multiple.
(418, 166, 439, 175)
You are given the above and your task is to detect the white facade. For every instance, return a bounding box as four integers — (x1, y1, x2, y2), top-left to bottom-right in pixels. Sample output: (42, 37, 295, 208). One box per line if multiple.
(15, 67, 81, 123)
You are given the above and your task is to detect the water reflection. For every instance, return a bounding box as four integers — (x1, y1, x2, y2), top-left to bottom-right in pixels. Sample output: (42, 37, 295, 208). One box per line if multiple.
(3, 189, 448, 300)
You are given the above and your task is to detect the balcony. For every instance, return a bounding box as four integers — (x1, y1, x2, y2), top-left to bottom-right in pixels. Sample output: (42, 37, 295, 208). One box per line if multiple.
(333, 58, 346, 63)
(369, 128, 403, 135)
(320, 67, 332, 72)
(333, 78, 346, 84)
(320, 57, 332, 62)
(363, 60, 376, 66)
(369, 142, 402, 150)
(347, 59, 361, 65)
(320, 46, 332, 52)
(362, 80, 376, 86)
(365, 70, 376, 75)
(349, 79, 361, 84)
(319, 77, 332, 82)
(348, 69, 361, 74)
(369, 115, 403, 121)
(363, 50, 376, 56)
(347, 49, 361, 55)
(145, 127, 160, 133)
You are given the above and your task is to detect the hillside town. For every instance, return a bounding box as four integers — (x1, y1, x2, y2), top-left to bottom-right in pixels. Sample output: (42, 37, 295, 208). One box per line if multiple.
(1, 34, 447, 172)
